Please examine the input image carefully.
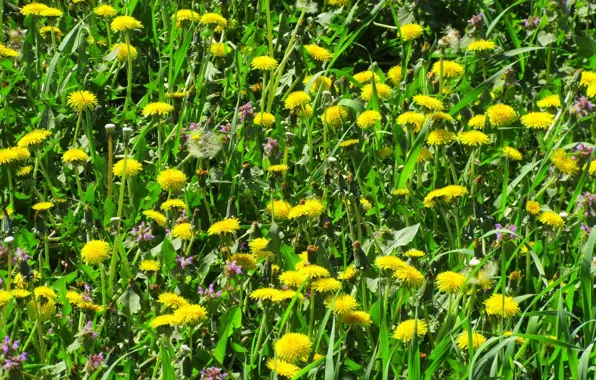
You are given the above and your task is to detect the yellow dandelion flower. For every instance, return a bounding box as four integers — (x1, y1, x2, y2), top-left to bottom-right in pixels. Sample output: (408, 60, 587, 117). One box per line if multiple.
(400, 24, 424, 41)
(17, 166, 33, 176)
(487, 104, 517, 127)
(143, 210, 167, 227)
(67, 90, 98, 111)
(520, 112, 554, 130)
(468, 114, 486, 129)
(458, 131, 490, 146)
(468, 39, 496, 52)
(266, 200, 291, 220)
(254, 112, 275, 127)
(387, 65, 402, 85)
(537, 94, 561, 108)
(397, 111, 425, 132)
(457, 331, 487, 349)
(550, 149, 579, 175)
(304, 44, 332, 61)
(174, 304, 208, 326)
(249, 238, 269, 254)
(299, 265, 330, 279)
(230, 253, 257, 270)
(157, 169, 187, 192)
(172, 223, 193, 240)
(352, 70, 380, 86)
(361, 83, 392, 101)
(81, 240, 111, 265)
(158, 292, 189, 309)
(311, 278, 342, 292)
(39, 26, 63, 39)
(285, 91, 311, 110)
(112, 43, 138, 62)
(17, 130, 51, 148)
(208, 218, 240, 235)
(339, 139, 359, 148)
(393, 319, 428, 342)
(289, 199, 325, 219)
(404, 249, 425, 258)
(21, 3, 49, 16)
(279, 271, 307, 287)
(323, 105, 350, 127)
(0, 291, 13, 306)
(113, 158, 143, 177)
(423, 185, 468, 208)
(266, 359, 300, 378)
(303, 75, 333, 94)
(166, 91, 189, 99)
(436, 271, 465, 293)
(150, 314, 180, 329)
(503, 331, 525, 344)
(394, 265, 424, 287)
(357, 110, 382, 129)
(431, 60, 464, 78)
(142, 102, 173, 117)
(340, 310, 372, 326)
(62, 148, 89, 164)
(502, 147, 523, 161)
(251, 56, 278, 71)
(275, 333, 312, 363)
(375, 256, 406, 271)
(111, 15, 143, 32)
(484, 294, 520, 318)
(526, 200, 541, 215)
(338, 266, 357, 280)
(249, 288, 280, 300)
(173, 9, 200, 23)
(538, 211, 564, 227)
(417, 147, 432, 163)
(294, 104, 313, 118)
(94, 5, 117, 17)
(0, 44, 19, 59)
(328, 294, 358, 315)
(413, 95, 444, 111)
(160, 199, 186, 211)
(200, 13, 227, 28)
(581, 71, 596, 87)
(210, 42, 230, 57)
(426, 129, 456, 146)
(139, 260, 160, 271)
(11, 289, 31, 299)
(32, 202, 53, 211)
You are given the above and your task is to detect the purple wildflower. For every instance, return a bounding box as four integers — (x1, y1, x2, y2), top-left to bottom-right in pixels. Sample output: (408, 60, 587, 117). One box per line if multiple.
(1, 336, 26, 372)
(131, 222, 154, 243)
(225, 260, 242, 277)
(262, 137, 279, 157)
(85, 352, 104, 373)
(200, 367, 228, 380)
(469, 13, 483, 26)
(198, 283, 223, 300)
(575, 97, 593, 117)
(176, 255, 193, 269)
(238, 101, 254, 122)
(495, 223, 517, 242)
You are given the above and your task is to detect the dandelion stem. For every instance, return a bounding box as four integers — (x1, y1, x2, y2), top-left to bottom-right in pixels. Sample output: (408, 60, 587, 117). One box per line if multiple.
(72, 111, 83, 147)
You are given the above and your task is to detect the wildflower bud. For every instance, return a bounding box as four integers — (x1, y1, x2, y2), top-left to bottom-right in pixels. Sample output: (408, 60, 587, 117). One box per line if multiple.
(3, 236, 14, 244)
(559, 211, 569, 218)
(105, 123, 116, 134)
(327, 156, 336, 163)
(352, 241, 361, 249)
(110, 217, 121, 223)
(322, 91, 331, 97)
(509, 270, 521, 281)
(122, 126, 133, 136)
(469, 257, 480, 266)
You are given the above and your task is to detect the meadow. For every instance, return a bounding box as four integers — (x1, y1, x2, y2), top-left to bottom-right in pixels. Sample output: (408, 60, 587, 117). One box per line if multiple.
(1, 0, 596, 378)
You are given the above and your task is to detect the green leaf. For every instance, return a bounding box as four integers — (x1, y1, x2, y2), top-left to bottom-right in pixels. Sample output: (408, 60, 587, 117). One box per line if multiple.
(117, 287, 141, 314)
(382, 224, 420, 254)
(537, 31, 558, 47)
(213, 306, 242, 364)
(160, 239, 177, 271)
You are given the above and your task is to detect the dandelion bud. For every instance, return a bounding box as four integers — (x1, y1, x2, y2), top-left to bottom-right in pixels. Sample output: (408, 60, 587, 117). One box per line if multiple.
(322, 91, 331, 97)
(352, 241, 361, 249)
(469, 257, 480, 266)
(105, 123, 116, 134)
(110, 217, 121, 223)
(3, 236, 14, 244)
(327, 156, 336, 162)
(122, 127, 133, 136)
